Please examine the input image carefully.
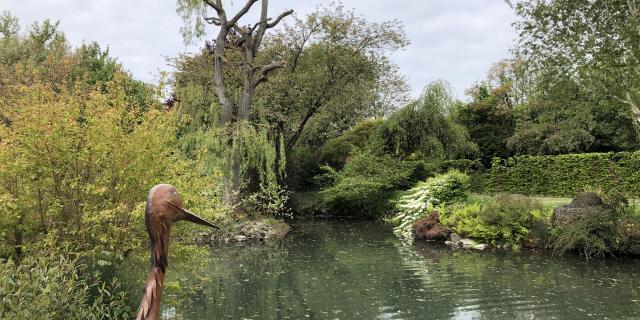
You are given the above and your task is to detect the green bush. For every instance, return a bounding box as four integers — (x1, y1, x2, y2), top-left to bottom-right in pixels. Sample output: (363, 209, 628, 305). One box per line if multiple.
(391, 170, 470, 240)
(316, 119, 383, 169)
(550, 192, 640, 259)
(618, 215, 640, 255)
(550, 209, 620, 259)
(0, 248, 130, 319)
(316, 152, 418, 217)
(550, 200, 640, 258)
(484, 151, 640, 197)
(441, 194, 552, 247)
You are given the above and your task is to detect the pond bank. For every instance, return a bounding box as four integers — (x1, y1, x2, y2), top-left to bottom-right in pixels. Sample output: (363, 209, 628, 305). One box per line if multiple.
(196, 218, 291, 245)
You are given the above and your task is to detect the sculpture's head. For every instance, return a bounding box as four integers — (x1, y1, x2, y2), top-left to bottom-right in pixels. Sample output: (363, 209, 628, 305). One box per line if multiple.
(145, 184, 219, 229)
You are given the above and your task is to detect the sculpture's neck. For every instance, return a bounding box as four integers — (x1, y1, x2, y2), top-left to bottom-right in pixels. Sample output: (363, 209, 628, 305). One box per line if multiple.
(137, 223, 170, 320)
(136, 266, 165, 320)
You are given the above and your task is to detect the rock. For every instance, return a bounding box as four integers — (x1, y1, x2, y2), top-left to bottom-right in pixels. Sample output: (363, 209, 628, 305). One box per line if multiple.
(234, 235, 248, 242)
(552, 192, 611, 226)
(446, 233, 487, 250)
(472, 243, 488, 250)
(412, 211, 449, 241)
(459, 238, 475, 248)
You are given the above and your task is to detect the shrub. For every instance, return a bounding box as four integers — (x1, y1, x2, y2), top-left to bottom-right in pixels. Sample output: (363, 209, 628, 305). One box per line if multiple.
(316, 152, 417, 217)
(484, 151, 640, 197)
(0, 248, 130, 319)
(391, 170, 470, 240)
(618, 215, 640, 255)
(316, 119, 383, 169)
(440, 194, 551, 247)
(550, 209, 619, 259)
(549, 194, 640, 259)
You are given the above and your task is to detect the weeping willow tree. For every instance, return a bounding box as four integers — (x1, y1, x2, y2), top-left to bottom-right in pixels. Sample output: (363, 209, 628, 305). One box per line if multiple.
(171, 65, 289, 216)
(377, 80, 478, 160)
(175, 0, 293, 210)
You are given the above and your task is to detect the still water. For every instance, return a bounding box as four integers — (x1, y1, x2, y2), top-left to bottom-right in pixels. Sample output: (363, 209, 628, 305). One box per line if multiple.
(129, 221, 640, 319)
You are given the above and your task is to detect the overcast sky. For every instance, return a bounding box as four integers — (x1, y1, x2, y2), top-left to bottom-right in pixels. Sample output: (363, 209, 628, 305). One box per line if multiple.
(1, 0, 517, 99)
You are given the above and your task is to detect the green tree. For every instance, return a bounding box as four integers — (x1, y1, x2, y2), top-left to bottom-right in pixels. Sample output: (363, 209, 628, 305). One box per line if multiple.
(377, 80, 477, 160)
(172, 3, 409, 201)
(509, 0, 640, 151)
(176, 0, 294, 207)
(455, 59, 528, 164)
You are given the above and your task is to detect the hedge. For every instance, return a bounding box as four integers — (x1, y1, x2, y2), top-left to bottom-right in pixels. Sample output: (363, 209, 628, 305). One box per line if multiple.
(482, 152, 640, 197)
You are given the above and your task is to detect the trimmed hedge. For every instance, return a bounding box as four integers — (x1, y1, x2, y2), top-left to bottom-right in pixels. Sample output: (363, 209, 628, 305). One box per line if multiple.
(483, 152, 640, 197)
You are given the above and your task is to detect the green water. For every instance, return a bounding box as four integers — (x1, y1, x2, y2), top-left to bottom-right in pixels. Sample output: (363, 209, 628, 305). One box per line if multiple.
(128, 221, 640, 319)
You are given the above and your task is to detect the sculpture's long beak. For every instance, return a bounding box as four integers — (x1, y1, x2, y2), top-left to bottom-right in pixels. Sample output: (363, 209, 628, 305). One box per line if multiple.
(168, 202, 220, 229)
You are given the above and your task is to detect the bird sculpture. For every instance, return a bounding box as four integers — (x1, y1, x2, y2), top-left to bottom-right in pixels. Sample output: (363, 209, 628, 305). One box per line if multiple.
(136, 184, 219, 320)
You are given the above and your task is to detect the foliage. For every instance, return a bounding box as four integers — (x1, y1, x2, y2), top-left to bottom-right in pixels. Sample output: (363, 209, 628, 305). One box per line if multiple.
(391, 170, 470, 240)
(506, 78, 639, 155)
(316, 119, 383, 169)
(618, 214, 640, 255)
(241, 184, 293, 219)
(376, 81, 478, 160)
(456, 59, 524, 164)
(441, 194, 551, 247)
(316, 152, 418, 217)
(550, 196, 640, 259)
(0, 15, 228, 317)
(262, 2, 409, 151)
(0, 247, 130, 319)
(550, 209, 621, 259)
(509, 0, 640, 154)
(172, 3, 409, 207)
(484, 151, 640, 197)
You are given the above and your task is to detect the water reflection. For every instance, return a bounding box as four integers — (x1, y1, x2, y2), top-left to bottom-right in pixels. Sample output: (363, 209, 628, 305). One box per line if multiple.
(123, 221, 640, 319)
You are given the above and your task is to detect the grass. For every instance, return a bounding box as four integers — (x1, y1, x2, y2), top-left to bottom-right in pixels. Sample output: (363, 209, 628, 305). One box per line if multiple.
(469, 194, 571, 208)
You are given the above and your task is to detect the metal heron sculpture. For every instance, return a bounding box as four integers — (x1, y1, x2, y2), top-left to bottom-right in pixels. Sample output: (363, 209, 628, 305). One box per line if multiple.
(136, 184, 219, 320)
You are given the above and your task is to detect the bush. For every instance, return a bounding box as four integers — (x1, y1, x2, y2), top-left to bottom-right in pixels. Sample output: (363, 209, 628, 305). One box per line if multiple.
(484, 151, 640, 197)
(316, 152, 418, 217)
(316, 119, 383, 169)
(391, 170, 470, 240)
(440, 194, 552, 247)
(550, 210, 620, 259)
(549, 194, 640, 259)
(0, 248, 130, 319)
(618, 215, 640, 255)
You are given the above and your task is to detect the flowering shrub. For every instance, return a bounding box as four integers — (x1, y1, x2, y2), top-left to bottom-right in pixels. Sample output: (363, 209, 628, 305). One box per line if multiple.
(391, 170, 469, 240)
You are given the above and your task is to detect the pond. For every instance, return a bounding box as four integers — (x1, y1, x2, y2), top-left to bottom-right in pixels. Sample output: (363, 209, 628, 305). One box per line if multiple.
(124, 221, 640, 319)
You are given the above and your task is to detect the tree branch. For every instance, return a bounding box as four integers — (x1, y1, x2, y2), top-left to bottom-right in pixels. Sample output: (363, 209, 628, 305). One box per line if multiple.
(267, 10, 294, 28)
(203, 16, 221, 26)
(203, 0, 222, 14)
(254, 61, 285, 86)
(286, 100, 322, 152)
(229, 0, 259, 27)
(254, 1, 293, 50)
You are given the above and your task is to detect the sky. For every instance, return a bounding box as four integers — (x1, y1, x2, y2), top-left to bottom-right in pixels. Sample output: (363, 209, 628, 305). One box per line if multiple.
(1, 0, 517, 99)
